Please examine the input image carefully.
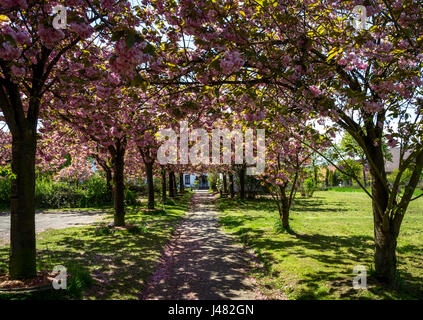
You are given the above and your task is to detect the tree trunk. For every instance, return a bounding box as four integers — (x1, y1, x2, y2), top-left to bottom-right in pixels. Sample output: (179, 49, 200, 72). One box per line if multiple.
(370, 167, 396, 283)
(367, 143, 397, 284)
(112, 143, 125, 226)
(168, 171, 175, 197)
(179, 173, 184, 193)
(279, 185, 290, 230)
(362, 163, 367, 188)
(229, 173, 235, 198)
(161, 168, 167, 203)
(374, 222, 397, 284)
(239, 166, 245, 201)
(105, 167, 113, 203)
(223, 174, 228, 194)
(146, 161, 154, 210)
(173, 172, 177, 193)
(9, 130, 37, 280)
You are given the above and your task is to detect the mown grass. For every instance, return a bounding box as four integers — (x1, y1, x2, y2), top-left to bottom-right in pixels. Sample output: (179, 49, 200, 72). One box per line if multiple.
(217, 191, 423, 300)
(0, 191, 192, 300)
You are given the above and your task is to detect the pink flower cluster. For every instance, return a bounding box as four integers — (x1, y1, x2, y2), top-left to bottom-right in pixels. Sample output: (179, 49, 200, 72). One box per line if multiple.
(101, 0, 115, 10)
(69, 22, 94, 39)
(37, 24, 65, 49)
(1, 25, 30, 45)
(111, 39, 152, 78)
(364, 101, 384, 113)
(0, 0, 27, 9)
(0, 41, 20, 60)
(309, 85, 321, 97)
(220, 51, 245, 75)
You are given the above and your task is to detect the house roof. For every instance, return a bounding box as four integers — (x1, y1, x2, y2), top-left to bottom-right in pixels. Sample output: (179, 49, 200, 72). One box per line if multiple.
(385, 147, 411, 173)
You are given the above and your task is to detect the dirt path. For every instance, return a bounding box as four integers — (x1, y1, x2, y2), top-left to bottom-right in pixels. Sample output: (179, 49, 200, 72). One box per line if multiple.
(0, 209, 106, 245)
(142, 191, 259, 300)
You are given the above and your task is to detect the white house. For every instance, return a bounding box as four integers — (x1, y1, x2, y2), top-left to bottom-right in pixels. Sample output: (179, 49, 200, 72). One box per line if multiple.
(183, 174, 209, 190)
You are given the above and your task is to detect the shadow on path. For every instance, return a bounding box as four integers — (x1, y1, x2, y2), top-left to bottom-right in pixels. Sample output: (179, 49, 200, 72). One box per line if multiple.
(142, 191, 258, 300)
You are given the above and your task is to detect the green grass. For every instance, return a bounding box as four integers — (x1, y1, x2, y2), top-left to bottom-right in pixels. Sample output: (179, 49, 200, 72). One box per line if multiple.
(325, 186, 370, 192)
(0, 192, 192, 300)
(217, 191, 423, 300)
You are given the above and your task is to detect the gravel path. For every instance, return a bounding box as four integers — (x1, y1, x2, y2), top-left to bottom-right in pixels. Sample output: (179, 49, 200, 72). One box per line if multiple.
(143, 191, 259, 300)
(0, 209, 106, 245)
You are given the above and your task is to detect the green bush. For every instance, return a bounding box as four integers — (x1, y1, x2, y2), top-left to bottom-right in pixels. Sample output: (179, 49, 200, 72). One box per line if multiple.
(0, 177, 11, 207)
(0, 173, 140, 210)
(124, 187, 138, 206)
(304, 178, 315, 198)
(81, 175, 111, 206)
(208, 173, 219, 191)
(35, 178, 86, 208)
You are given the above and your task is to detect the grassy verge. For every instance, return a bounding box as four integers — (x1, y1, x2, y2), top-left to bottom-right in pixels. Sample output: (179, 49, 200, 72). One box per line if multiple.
(0, 191, 192, 300)
(217, 191, 423, 300)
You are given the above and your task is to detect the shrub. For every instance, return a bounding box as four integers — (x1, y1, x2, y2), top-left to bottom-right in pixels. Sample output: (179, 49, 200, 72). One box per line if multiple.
(208, 173, 219, 191)
(0, 177, 11, 207)
(1, 173, 140, 209)
(124, 187, 138, 206)
(164, 198, 175, 206)
(304, 178, 315, 198)
(82, 175, 111, 206)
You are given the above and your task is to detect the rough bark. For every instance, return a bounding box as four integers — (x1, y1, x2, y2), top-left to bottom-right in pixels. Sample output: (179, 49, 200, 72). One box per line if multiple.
(371, 170, 396, 283)
(278, 185, 290, 229)
(239, 166, 246, 201)
(111, 141, 126, 226)
(168, 171, 175, 197)
(105, 168, 112, 203)
(9, 130, 37, 280)
(229, 173, 235, 198)
(173, 172, 177, 193)
(277, 185, 291, 230)
(145, 161, 155, 210)
(179, 173, 184, 193)
(222, 174, 228, 194)
(370, 148, 423, 283)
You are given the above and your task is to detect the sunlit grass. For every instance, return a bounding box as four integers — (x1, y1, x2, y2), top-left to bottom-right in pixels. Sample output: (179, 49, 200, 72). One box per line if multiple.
(0, 192, 192, 300)
(218, 191, 423, 300)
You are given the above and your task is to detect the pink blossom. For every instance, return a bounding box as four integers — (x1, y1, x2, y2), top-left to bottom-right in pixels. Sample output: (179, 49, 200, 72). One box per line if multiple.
(69, 22, 94, 39)
(220, 51, 245, 75)
(10, 64, 25, 77)
(309, 85, 321, 97)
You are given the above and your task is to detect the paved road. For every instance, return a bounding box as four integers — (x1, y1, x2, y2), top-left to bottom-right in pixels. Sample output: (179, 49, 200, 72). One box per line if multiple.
(143, 191, 258, 300)
(0, 209, 106, 244)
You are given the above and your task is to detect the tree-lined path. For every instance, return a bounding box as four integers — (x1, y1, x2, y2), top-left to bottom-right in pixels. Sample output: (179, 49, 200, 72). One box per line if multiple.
(143, 191, 258, 300)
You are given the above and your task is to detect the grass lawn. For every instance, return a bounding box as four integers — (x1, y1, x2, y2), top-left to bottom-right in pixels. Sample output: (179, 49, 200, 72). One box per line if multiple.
(218, 191, 423, 300)
(0, 192, 192, 300)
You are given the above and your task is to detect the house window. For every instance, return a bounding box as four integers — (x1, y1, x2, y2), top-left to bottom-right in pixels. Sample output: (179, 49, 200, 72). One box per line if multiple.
(185, 175, 190, 185)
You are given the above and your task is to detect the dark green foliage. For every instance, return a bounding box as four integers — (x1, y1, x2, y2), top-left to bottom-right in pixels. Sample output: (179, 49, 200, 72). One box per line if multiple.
(303, 178, 315, 198)
(0, 174, 138, 209)
(164, 198, 176, 206)
(124, 188, 138, 206)
(65, 264, 93, 299)
(0, 177, 11, 207)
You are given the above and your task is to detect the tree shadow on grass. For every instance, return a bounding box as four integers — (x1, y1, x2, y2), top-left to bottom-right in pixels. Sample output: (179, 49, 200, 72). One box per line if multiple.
(0, 195, 192, 300)
(219, 196, 349, 215)
(32, 218, 181, 299)
(219, 212, 423, 299)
